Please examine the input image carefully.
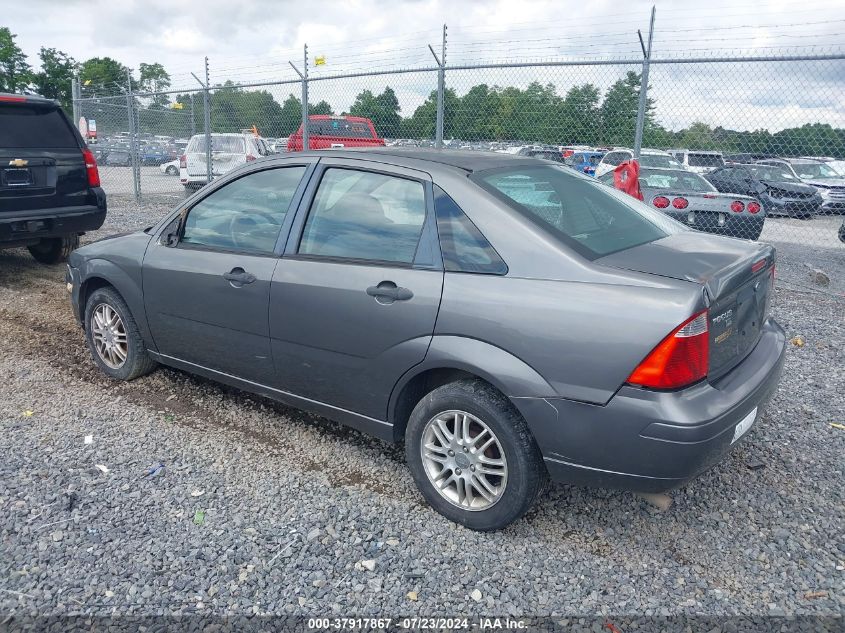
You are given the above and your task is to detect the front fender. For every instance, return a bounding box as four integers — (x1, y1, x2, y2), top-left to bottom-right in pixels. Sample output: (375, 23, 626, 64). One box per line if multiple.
(79, 257, 155, 351)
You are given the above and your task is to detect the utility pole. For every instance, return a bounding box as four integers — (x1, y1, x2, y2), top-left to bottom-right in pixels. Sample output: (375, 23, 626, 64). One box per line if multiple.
(633, 6, 656, 158)
(126, 69, 141, 202)
(289, 46, 310, 151)
(71, 75, 80, 130)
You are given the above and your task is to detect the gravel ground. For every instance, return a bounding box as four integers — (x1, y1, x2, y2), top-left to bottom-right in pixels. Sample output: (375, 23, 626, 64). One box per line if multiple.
(0, 195, 843, 620)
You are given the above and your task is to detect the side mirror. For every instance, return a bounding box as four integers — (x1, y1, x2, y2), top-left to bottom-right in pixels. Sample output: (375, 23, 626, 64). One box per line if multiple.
(159, 214, 183, 247)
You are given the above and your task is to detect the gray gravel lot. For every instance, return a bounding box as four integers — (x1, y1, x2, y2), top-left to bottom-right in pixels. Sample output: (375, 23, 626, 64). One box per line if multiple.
(1, 195, 843, 619)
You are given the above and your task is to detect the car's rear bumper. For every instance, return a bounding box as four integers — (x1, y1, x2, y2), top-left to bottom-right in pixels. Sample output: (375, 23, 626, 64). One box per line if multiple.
(0, 195, 106, 246)
(513, 318, 787, 493)
(663, 209, 764, 240)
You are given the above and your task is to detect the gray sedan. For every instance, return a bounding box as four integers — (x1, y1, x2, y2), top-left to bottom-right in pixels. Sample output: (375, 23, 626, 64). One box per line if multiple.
(67, 149, 786, 530)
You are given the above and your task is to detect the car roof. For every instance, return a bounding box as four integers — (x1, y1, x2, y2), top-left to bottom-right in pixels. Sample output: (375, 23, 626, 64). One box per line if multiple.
(301, 147, 548, 173)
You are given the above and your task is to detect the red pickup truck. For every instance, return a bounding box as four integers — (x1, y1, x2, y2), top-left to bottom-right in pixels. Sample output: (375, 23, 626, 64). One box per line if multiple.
(287, 115, 386, 151)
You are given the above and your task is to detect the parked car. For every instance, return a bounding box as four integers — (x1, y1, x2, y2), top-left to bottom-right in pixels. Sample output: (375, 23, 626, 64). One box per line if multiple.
(724, 153, 777, 164)
(706, 164, 821, 218)
(105, 149, 131, 166)
(0, 93, 106, 263)
(668, 150, 726, 174)
(160, 159, 179, 176)
(840, 218, 845, 243)
(287, 115, 386, 152)
(756, 158, 845, 214)
(521, 148, 565, 162)
(594, 148, 682, 178)
(140, 144, 169, 166)
(181, 132, 272, 191)
(566, 151, 605, 176)
(67, 148, 786, 530)
(599, 166, 765, 240)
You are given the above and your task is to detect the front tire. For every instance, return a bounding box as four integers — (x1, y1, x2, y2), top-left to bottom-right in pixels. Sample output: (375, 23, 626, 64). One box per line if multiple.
(84, 287, 157, 381)
(405, 380, 547, 531)
(27, 235, 79, 264)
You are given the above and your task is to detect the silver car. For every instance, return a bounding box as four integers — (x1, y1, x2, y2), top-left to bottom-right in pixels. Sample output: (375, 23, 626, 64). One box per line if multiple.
(67, 149, 786, 530)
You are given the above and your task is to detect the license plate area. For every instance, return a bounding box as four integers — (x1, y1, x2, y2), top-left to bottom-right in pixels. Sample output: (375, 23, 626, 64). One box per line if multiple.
(2, 168, 33, 187)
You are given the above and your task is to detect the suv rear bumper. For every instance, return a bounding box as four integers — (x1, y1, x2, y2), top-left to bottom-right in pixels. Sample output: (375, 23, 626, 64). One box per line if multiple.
(1, 187, 106, 246)
(513, 318, 787, 493)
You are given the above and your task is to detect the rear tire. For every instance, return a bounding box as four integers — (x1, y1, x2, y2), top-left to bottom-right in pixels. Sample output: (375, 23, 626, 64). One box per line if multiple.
(84, 286, 157, 381)
(166, 165, 178, 175)
(405, 379, 547, 531)
(27, 234, 79, 264)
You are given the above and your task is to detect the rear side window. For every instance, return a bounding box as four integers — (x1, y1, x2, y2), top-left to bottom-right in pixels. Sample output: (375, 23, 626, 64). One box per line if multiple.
(640, 154, 681, 169)
(434, 186, 507, 275)
(0, 104, 78, 148)
(299, 168, 426, 264)
(475, 165, 684, 259)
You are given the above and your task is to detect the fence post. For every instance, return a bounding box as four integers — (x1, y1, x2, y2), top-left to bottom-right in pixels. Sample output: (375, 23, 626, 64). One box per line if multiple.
(429, 24, 447, 148)
(189, 92, 196, 136)
(633, 6, 656, 158)
(125, 70, 141, 203)
(204, 57, 212, 184)
(71, 76, 80, 129)
(302, 44, 310, 151)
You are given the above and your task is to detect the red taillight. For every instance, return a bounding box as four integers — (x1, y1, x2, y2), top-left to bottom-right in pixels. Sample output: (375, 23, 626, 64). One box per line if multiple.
(747, 201, 761, 214)
(653, 196, 670, 209)
(672, 197, 689, 209)
(562, 150, 575, 158)
(731, 200, 745, 213)
(627, 311, 709, 390)
(179, 154, 186, 168)
(81, 148, 100, 187)
(751, 258, 767, 274)
(246, 154, 256, 161)
(0, 95, 27, 103)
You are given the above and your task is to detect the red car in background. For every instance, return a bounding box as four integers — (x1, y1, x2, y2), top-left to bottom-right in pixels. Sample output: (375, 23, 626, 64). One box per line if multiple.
(287, 115, 386, 151)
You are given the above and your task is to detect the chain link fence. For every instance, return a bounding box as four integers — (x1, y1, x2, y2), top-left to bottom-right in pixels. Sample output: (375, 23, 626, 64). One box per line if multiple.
(72, 48, 845, 252)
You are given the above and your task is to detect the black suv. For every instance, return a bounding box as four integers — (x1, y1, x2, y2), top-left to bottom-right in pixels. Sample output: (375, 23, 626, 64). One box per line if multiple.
(1, 93, 106, 263)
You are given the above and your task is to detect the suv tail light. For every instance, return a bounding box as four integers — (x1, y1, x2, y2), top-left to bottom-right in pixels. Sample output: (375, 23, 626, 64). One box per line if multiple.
(81, 148, 100, 187)
(627, 311, 709, 390)
(179, 154, 186, 169)
(653, 196, 670, 209)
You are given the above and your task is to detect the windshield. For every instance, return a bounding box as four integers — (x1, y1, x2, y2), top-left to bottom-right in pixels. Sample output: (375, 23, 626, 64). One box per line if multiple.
(747, 165, 799, 182)
(792, 162, 839, 179)
(188, 136, 246, 153)
(475, 165, 685, 259)
(639, 169, 716, 192)
(688, 153, 725, 167)
(640, 154, 682, 169)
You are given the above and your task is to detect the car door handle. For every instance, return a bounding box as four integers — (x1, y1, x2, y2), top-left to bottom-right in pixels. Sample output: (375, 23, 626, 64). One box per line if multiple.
(223, 268, 256, 285)
(367, 284, 413, 302)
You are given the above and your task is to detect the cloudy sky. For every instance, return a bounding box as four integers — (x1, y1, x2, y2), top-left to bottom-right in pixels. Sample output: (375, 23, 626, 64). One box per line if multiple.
(7, 0, 845, 131)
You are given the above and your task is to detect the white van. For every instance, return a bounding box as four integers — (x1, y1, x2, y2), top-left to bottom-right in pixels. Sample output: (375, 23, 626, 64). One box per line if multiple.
(180, 133, 272, 191)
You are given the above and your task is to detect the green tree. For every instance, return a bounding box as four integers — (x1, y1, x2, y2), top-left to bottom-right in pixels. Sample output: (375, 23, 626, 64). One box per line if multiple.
(0, 27, 32, 93)
(349, 87, 401, 137)
(79, 57, 133, 94)
(138, 62, 171, 107)
(558, 84, 601, 145)
(600, 71, 653, 146)
(309, 100, 333, 116)
(452, 84, 499, 141)
(31, 47, 77, 110)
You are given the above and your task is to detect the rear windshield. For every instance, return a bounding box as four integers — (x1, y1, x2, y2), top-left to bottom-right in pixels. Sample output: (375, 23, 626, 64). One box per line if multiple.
(640, 154, 681, 169)
(307, 118, 374, 138)
(688, 153, 725, 167)
(475, 166, 684, 259)
(639, 168, 716, 192)
(187, 136, 246, 153)
(0, 104, 78, 148)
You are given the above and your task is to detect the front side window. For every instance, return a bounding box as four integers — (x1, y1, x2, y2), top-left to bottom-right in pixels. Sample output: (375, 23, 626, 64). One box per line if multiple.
(181, 166, 306, 253)
(687, 153, 725, 168)
(475, 165, 685, 259)
(299, 168, 426, 264)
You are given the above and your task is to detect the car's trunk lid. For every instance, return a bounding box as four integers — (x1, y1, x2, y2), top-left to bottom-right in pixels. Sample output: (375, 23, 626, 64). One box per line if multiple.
(598, 232, 775, 380)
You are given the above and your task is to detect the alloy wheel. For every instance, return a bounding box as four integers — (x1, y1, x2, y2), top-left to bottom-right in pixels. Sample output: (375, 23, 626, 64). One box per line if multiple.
(91, 303, 128, 369)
